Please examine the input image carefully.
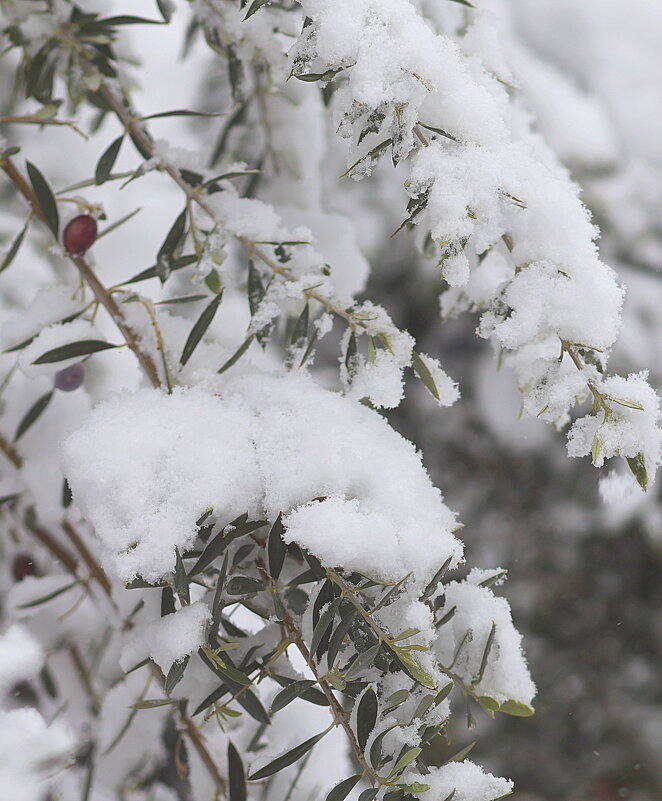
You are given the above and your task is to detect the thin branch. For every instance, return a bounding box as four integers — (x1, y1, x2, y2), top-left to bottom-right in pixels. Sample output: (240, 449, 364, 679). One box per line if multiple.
(61, 518, 114, 602)
(0, 157, 162, 388)
(0, 430, 22, 468)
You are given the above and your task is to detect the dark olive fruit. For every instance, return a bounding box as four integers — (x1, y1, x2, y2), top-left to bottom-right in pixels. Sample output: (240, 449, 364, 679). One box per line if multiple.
(13, 553, 36, 581)
(54, 362, 85, 392)
(62, 214, 98, 255)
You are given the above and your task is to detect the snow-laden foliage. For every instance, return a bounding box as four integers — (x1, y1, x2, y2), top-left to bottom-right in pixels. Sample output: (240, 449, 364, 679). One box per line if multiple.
(0, 1, 658, 800)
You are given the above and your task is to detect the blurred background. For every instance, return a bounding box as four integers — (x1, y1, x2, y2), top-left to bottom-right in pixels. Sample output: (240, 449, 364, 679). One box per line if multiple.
(1, 2, 661, 800)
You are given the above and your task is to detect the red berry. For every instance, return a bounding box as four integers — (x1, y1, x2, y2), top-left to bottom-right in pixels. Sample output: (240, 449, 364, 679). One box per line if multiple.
(54, 362, 85, 392)
(13, 553, 37, 581)
(62, 214, 97, 255)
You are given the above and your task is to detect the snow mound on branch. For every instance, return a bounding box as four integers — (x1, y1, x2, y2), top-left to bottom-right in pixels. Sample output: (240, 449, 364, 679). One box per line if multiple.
(407, 760, 513, 801)
(434, 569, 536, 707)
(64, 371, 462, 584)
(122, 601, 211, 673)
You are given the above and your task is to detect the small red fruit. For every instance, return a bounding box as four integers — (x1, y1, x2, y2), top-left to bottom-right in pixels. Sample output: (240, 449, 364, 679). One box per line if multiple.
(62, 214, 98, 256)
(13, 553, 37, 581)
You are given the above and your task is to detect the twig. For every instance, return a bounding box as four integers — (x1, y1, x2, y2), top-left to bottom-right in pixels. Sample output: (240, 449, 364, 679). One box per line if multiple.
(0, 430, 22, 468)
(0, 158, 162, 388)
(61, 519, 114, 601)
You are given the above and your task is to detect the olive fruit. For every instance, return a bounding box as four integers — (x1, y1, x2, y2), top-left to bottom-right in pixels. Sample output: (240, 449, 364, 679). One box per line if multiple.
(63, 214, 97, 256)
(54, 362, 85, 392)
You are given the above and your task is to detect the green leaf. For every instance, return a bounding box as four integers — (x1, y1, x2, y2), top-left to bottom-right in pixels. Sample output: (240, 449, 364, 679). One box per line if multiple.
(228, 741, 246, 801)
(32, 340, 116, 364)
(124, 254, 197, 285)
(417, 122, 458, 141)
(386, 747, 422, 780)
(165, 655, 190, 695)
(249, 728, 330, 780)
(474, 622, 496, 687)
(95, 136, 123, 185)
(382, 689, 409, 716)
(218, 335, 254, 374)
(156, 0, 173, 22)
(395, 783, 430, 794)
(290, 303, 309, 349)
(174, 547, 190, 605)
(294, 68, 346, 84)
(226, 576, 264, 596)
(447, 0, 474, 7)
(326, 605, 356, 669)
(87, 15, 164, 28)
(161, 586, 176, 617)
(445, 741, 475, 764)
(267, 514, 286, 581)
(395, 651, 436, 689)
(243, 0, 271, 21)
(341, 139, 392, 178)
(325, 775, 362, 801)
(180, 291, 223, 366)
(17, 579, 79, 609)
(141, 109, 224, 120)
(626, 452, 648, 491)
(345, 642, 381, 680)
(130, 698, 183, 709)
(212, 551, 229, 625)
(0, 219, 30, 274)
(14, 391, 53, 441)
(310, 597, 343, 658)
(26, 161, 59, 237)
(189, 519, 266, 577)
(156, 209, 187, 284)
(411, 351, 440, 401)
(477, 696, 500, 713)
(155, 294, 208, 306)
(421, 556, 452, 602)
(499, 699, 534, 717)
(270, 680, 317, 714)
(356, 688, 378, 752)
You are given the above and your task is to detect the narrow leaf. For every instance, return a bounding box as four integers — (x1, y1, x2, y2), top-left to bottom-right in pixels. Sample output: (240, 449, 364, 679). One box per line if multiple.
(228, 741, 247, 801)
(325, 775, 362, 801)
(130, 698, 183, 709)
(226, 576, 263, 596)
(180, 291, 223, 366)
(124, 254, 197, 284)
(243, 0, 271, 21)
(165, 655, 190, 695)
(26, 161, 59, 237)
(33, 340, 116, 364)
(267, 514, 286, 581)
(411, 351, 440, 401)
(156, 209, 187, 283)
(95, 136, 123, 185)
(174, 547, 190, 605)
(310, 597, 343, 657)
(0, 219, 30, 274)
(14, 391, 53, 441)
(218, 335, 254, 374)
(357, 688, 378, 752)
(249, 728, 330, 780)
(270, 680, 317, 714)
(386, 747, 422, 780)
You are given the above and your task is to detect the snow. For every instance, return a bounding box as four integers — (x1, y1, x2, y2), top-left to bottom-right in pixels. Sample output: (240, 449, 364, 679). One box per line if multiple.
(0, 625, 43, 691)
(122, 601, 211, 673)
(407, 760, 513, 801)
(0, 626, 73, 801)
(434, 569, 536, 707)
(64, 371, 462, 585)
